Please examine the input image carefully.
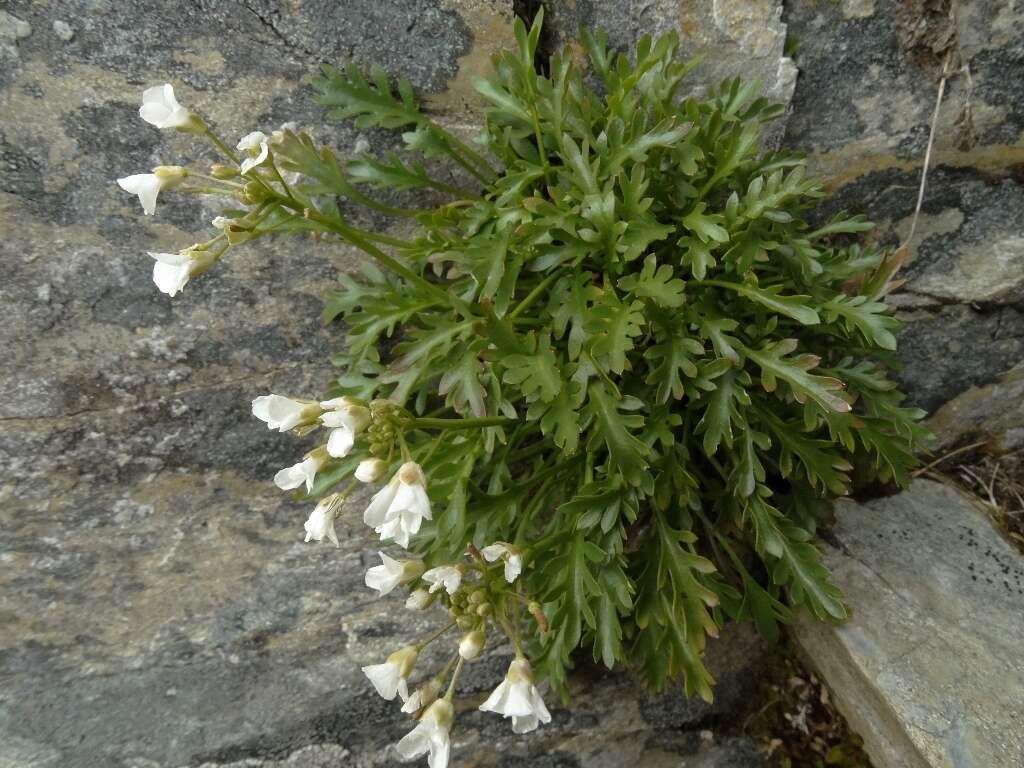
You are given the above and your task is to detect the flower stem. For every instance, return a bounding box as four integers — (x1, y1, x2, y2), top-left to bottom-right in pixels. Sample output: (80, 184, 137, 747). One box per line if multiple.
(204, 128, 241, 165)
(416, 620, 457, 651)
(509, 268, 565, 320)
(444, 656, 465, 701)
(408, 416, 513, 430)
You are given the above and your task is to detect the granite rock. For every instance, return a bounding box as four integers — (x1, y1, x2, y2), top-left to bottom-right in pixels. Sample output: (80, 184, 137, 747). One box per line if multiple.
(793, 480, 1024, 768)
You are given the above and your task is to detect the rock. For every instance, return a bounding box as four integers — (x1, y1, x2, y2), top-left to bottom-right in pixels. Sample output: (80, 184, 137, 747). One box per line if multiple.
(0, 2, 771, 766)
(793, 479, 1024, 768)
(52, 20, 73, 42)
(782, 0, 1024, 420)
(926, 366, 1024, 452)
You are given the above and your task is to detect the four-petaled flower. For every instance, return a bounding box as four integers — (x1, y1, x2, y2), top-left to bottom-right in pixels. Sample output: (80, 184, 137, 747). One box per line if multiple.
(362, 645, 418, 701)
(480, 542, 523, 584)
(117, 165, 185, 215)
(319, 397, 371, 458)
(363, 462, 432, 548)
(395, 699, 453, 768)
(237, 131, 269, 174)
(139, 84, 195, 130)
(251, 395, 321, 432)
(479, 657, 551, 734)
(422, 565, 461, 596)
(274, 451, 326, 494)
(303, 494, 341, 547)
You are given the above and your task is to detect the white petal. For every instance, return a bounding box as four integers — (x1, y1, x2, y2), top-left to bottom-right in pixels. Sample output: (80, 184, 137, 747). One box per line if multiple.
(236, 131, 268, 151)
(355, 459, 385, 483)
(395, 723, 431, 760)
(326, 425, 355, 458)
(274, 456, 321, 493)
(118, 174, 162, 215)
(363, 482, 398, 527)
(362, 662, 401, 700)
(511, 714, 539, 734)
(427, 734, 450, 768)
(479, 680, 511, 714)
(504, 554, 522, 583)
(139, 84, 190, 128)
(150, 255, 191, 297)
(480, 543, 507, 562)
(364, 551, 404, 595)
(239, 142, 269, 174)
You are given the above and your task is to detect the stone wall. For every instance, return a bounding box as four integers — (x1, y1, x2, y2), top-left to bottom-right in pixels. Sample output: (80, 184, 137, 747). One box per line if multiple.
(1, 1, 1022, 767)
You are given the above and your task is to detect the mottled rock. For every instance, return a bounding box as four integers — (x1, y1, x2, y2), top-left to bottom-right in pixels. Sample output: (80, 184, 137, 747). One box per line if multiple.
(783, 0, 1024, 421)
(793, 480, 1024, 768)
(0, 2, 772, 767)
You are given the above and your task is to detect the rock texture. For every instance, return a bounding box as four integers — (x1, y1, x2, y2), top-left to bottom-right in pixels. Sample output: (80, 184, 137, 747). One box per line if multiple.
(0, 2, 766, 767)
(793, 479, 1024, 768)
(783, 0, 1024, 421)
(3, 0, 1024, 766)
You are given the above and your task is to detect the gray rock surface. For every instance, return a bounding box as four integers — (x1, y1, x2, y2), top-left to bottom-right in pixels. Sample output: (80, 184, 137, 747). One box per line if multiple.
(0, 2, 765, 767)
(793, 479, 1024, 768)
(783, 0, 1024, 418)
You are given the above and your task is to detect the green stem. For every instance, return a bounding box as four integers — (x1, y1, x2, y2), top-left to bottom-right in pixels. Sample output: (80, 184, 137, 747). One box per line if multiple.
(430, 123, 497, 180)
(509, 268, 565, 319)
(204, 129, 241, 165)
(416, 620, 457, 651)
(444, 656, 466, 701)
(408, 416, 513, 430)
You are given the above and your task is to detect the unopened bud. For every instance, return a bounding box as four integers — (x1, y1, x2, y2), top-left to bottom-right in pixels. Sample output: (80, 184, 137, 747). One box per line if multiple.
(210, 163, 239, 179)
(456, 615, 475, 630)
(475, 602, 492, 617)
(355, 458, 387, 483)
(468, 589, 487, 605)
(406, 588, 433, 610)
(153, 165, 186, 182)
(458, 628, 486, 660)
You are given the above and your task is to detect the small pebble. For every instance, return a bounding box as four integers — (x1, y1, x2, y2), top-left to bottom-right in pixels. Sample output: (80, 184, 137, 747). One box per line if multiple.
(53, 20, 74, 41)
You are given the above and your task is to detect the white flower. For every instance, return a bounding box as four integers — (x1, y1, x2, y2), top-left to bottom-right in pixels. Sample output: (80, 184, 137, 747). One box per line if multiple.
(481, 542, 523, 584)
(139, 84, 194, 130)
(237, 131, 270, 174)
(363, 462, 432, 548)
(406, 588, 432, 610)
(395, 699, 453, 768)
(251, 395, 321, 432)
(212, 216, 231, 229)
(365, 551, 404, 596)
(362, 646, 418, 701)
(274, 452, 326, 494)
(422, 565, 461, 596)
(458, 628, 485, 660)
(303, 495, 341, 547)
(147, 247, 216, 297)
(479, 657, 551, 734)
(401, 677, 442, 714)
(117, 165, 185, 215)
(355, 458, 387, 483)
(319, 397, 371, 458)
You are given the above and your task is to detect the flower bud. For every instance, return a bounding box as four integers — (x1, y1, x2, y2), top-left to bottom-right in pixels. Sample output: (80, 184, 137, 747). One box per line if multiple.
(475, 602, 493, 617)
(456, 615, 476, 630)
(243, 180, 268, 203)
(210, 163, 239, 179)
(459, 628, 486, 660)
(468, 589, 487, 605)
(153, 165, 187, 183)
(355, 458, 387, 483)
(406, 588, 432, 610)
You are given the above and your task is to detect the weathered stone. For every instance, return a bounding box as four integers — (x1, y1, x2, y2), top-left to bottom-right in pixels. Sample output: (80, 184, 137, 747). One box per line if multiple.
(783, 0, 1024, 423)
(0, 2, 773, 767)
(926, 366, 1024, 452)
(793, 480, 1024, 768)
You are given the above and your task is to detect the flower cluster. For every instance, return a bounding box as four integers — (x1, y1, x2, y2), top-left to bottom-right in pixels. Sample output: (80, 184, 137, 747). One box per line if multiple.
(251, 389, 549, 767)
(115, 84, 301, 298)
